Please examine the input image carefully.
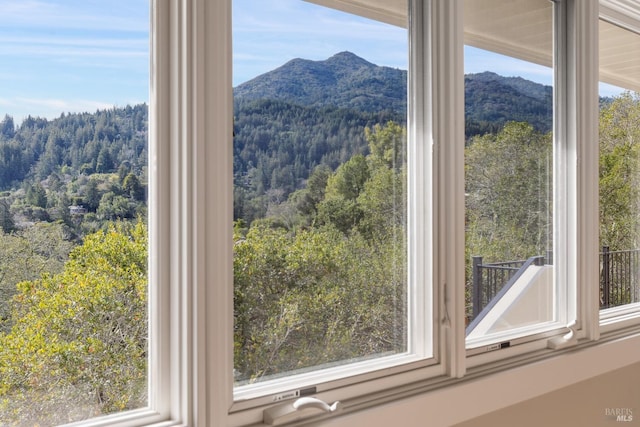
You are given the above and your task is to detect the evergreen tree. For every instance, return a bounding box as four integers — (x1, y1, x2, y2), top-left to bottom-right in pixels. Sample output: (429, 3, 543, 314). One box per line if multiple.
(26, 182, 48, 208)
(85, 178, 101, 212)
(0, 199, 14, 233)
(0, 115, 14, 140)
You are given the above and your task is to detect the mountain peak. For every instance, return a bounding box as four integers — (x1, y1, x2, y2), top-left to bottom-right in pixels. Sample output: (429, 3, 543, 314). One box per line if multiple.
(324, 51, 374, 67)
(234, 52, 407, 113)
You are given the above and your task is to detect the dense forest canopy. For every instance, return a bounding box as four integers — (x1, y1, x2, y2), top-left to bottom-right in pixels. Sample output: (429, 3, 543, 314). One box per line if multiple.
(0, 105, 148, 238)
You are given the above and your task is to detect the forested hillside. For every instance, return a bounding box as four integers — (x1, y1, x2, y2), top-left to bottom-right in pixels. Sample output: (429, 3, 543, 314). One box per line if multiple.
(0, 105, 148, 341)
(464, 71, 553, 137)
(0, 105, 147, 234)
(9, 51, 638, 425)
(234, 51, 407, 113)
(0, 53, 557, 236)
(233, 52, 555, 225)
(233, 98, 403, 223)
(0, 106, 147, 189)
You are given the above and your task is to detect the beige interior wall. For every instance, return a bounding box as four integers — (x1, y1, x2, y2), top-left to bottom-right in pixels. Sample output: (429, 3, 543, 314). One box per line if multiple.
(453, 361, 640, 427)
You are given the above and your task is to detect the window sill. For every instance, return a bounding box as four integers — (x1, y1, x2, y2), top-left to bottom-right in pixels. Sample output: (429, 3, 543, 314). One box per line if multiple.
(300, 329, 640, 427)
(60, 409, 177, 427)
(600, 303, 640, 333)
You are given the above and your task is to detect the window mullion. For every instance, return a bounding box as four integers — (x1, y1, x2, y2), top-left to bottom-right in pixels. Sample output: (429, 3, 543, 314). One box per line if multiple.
(196, 0, 235, 425)
(430, 0, 466, 379)
(552, 0, 574, 340)
(564, 0, 600, 341)
(148, 0, 173, 419)
(158, 0, 235, 424)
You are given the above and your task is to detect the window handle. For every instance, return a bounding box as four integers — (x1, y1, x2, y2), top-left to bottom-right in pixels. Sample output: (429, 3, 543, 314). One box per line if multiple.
(293, 396, 342, 413)
(263, 397, 342, 425)
(547, 322, 578, 350)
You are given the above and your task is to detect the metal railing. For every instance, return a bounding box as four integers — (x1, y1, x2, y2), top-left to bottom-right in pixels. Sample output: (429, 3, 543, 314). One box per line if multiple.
(469, 247, 640, 321)
(468, 255, 544, 333)
(470, 255, 546, 320)
(601, 246, 640, 309)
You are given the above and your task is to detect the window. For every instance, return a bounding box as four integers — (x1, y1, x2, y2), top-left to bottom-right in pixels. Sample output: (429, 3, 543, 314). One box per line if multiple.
(231, 0, 439, 408)
(598, 17, 640, 320)
(208, 0, 640, 424)
(463, 0, 563, 350)
(0, 1, 150, 425)
(3, 0, 640, 425)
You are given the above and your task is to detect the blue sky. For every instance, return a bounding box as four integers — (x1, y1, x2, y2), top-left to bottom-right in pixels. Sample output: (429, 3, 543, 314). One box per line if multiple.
(233, 0, 556, 88)
(0, 0, 149, 124)
(232, 0, 408, 86)
(234, 1, 627, 97)
(1, 0, 622, 124)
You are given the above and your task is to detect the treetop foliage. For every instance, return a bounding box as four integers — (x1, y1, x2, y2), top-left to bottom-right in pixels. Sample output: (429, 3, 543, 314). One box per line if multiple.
(0, 222, 147, 425)
(599, 92, 640, 250)
(234, 121, 407, 383)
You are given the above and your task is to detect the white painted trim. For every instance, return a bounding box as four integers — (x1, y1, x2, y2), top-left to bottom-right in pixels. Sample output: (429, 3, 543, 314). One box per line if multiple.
(307, 332, 640, 427)
(554, 0, 574, 333)
(431, 0, 466, 379)
(407, 0, 435, 364)
(148, 0, 172, 420)
(600, 0, 640, 29)
(197, 0, 235, 426)
(303, 0, 407, 27)
(572, 0, 601, 341)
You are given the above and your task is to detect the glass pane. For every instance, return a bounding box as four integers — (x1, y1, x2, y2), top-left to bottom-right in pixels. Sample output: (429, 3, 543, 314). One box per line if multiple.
(0, 1, 149, 424)
(233, 0, 408, 386)
(463, 0, 555, 345)
(599, 20, 640, 310)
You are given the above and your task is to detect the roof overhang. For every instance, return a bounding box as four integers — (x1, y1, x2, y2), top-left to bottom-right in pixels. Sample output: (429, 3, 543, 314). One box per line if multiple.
(306, 0, 640, 92)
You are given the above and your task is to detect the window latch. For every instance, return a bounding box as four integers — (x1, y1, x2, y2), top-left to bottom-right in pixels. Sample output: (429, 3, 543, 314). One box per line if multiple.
(263, 397, 342, 425)
(547, 322, 578, 350)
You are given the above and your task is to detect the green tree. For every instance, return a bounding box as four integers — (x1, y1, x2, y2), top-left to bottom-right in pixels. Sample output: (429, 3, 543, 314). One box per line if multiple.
(97, 192, 136, 220)
(318, 155, 369, 233)
(365, 121, 406, 171)
(0, 222, 147, 425)
(292, 164, 332, 224)
(0, 115, 15, 140)
(85, 178, 101, 212)
(233, 224, 405, 383)
(25, 182, 48, 208)
(96, 146, 114, 173)
(599, 92, 640, 250)
(325, 154, 369, 201)
(0, 223, 75, 334)
(122, 173, 145, 201)
(0, 199, 14, 233)
(465, 121, 552, 264)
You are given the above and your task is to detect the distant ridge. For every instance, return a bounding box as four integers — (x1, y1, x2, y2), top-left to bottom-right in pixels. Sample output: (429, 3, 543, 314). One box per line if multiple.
(464, 71, 553, 134)
(234, 51, 407, 113)
(234, 51, 553, 135)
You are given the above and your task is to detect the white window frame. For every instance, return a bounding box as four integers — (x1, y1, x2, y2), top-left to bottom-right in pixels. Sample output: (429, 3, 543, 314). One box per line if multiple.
(203, 0, 640, 423)
(54, 0, 640, 426)
(598, 1, 640, 332)
(461, 0, 602, 365)
(229, 0, 448, 420)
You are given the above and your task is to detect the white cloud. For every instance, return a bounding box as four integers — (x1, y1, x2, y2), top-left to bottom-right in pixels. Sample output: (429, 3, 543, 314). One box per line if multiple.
(0, 1, 149, 123)
(0, 0, 148, 33)
(7, 97, 119, 124)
